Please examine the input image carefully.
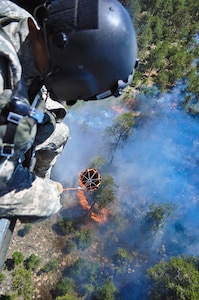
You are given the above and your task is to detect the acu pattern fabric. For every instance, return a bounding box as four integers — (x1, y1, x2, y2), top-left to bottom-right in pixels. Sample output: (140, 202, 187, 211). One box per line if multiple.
(0, 1, 69, 218)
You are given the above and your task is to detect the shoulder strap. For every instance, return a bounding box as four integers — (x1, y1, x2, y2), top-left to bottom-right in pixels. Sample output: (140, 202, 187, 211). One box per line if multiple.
(0, 23, 44, 160)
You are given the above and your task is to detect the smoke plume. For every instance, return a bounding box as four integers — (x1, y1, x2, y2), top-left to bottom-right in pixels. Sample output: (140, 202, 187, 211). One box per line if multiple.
(53, 85, 199, 299)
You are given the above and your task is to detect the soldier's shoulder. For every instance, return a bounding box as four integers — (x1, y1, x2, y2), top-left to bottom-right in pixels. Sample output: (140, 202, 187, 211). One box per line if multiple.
(1, 0, 31, 21)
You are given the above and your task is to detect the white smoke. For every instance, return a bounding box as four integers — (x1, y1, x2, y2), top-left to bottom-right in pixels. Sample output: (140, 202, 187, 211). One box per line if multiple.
(52, 85, 199, 298)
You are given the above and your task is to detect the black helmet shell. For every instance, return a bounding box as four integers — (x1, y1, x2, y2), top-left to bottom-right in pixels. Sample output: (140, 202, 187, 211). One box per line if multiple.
(43, 0, 137, 103)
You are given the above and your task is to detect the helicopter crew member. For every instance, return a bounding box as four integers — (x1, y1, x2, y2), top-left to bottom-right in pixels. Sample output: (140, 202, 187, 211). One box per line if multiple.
(0, 0, 137, 219)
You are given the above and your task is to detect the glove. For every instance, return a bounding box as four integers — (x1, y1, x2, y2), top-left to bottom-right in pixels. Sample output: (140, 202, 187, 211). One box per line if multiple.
(56, 181, 63, 194)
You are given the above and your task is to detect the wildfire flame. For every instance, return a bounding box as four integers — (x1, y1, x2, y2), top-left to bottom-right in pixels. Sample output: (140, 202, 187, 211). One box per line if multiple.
(77, 189, 108, 223)
(112, 104, 124, 114)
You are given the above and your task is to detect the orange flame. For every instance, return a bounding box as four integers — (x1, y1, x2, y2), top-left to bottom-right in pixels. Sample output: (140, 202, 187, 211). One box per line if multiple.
(91, 208, 108, 223)
(77, 190, 90, 210)
(77, 189, 108, 223)
(112, 105, 124, 114)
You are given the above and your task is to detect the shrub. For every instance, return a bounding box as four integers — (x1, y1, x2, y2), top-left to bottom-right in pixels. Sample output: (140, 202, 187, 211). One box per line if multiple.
(25, 254, 41, 270)
(57, 218, 75, 235)
(41, 258, 58, 273)
(0, 273, 5, 284)
(12, 252, 24, 266)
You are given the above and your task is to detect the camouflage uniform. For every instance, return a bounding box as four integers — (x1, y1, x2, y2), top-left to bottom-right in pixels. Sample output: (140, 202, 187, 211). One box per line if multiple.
(0, 1, 69, 218)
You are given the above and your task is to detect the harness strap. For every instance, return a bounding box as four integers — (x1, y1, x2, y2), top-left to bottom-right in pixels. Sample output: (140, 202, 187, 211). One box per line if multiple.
(0, 9, 44, 167)
(1, 116, 21, 157)
(0, 95, 44, 158)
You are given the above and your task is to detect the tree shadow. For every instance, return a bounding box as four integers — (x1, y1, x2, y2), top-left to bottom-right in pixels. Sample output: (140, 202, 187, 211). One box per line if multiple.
(4, 258, 14, 271)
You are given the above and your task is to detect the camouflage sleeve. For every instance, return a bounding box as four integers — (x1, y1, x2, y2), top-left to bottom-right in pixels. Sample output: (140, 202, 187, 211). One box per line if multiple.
(0, 114, 69, 218)
(34, 122, 69, 178)
(0, 120, 69, 218)
(0, 161, 62, 218)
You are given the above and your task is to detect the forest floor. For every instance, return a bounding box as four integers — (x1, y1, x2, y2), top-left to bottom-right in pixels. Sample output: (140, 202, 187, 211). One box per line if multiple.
(0, 194, 83, 299)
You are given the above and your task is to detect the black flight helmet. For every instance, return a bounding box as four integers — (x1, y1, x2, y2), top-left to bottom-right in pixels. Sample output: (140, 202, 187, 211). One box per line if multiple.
(37, 0, 137, 104)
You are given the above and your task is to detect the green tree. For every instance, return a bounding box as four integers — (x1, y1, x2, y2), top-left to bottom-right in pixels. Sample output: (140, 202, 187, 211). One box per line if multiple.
(41, 258, 59, 273)
(131, 0, 199, 94)
(74, 227, 92, 250)
(90, 174, 115, 210)
(0, 273, 5, 284)
(12, 266, 34, 300)
(57, 218, 75, 235)
(112, 248, 129, 270)
(12, 251, 24, 266)
(56, 295, 78, 300)
(25, 254, 41, 271)
(0, 295, 16, 300)
(80, 283, 95, 296)
(54, 277, 75, 297)
(89, 155, 105, 171)
(184, 67, 199, 113)
(106, 112, 135, 163)
(147, 257, 199, 299)
(152, 16, 163, 43)
(92, 280, 119, 300)
(71, 258, 99, 285)
(140, 14, 153, 51)
(64, 240, 77, 254)
(144, 202, 175, 232)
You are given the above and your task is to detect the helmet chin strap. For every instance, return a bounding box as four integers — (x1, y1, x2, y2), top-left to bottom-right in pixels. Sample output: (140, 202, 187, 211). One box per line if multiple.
(96, 90, 112, 100)
(88, 56, 139, 101)
(96, 72, 134, 100)
(33, 2, 48, 28)
(118, 73, 134, 91)
(112, 59, 139, 98)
